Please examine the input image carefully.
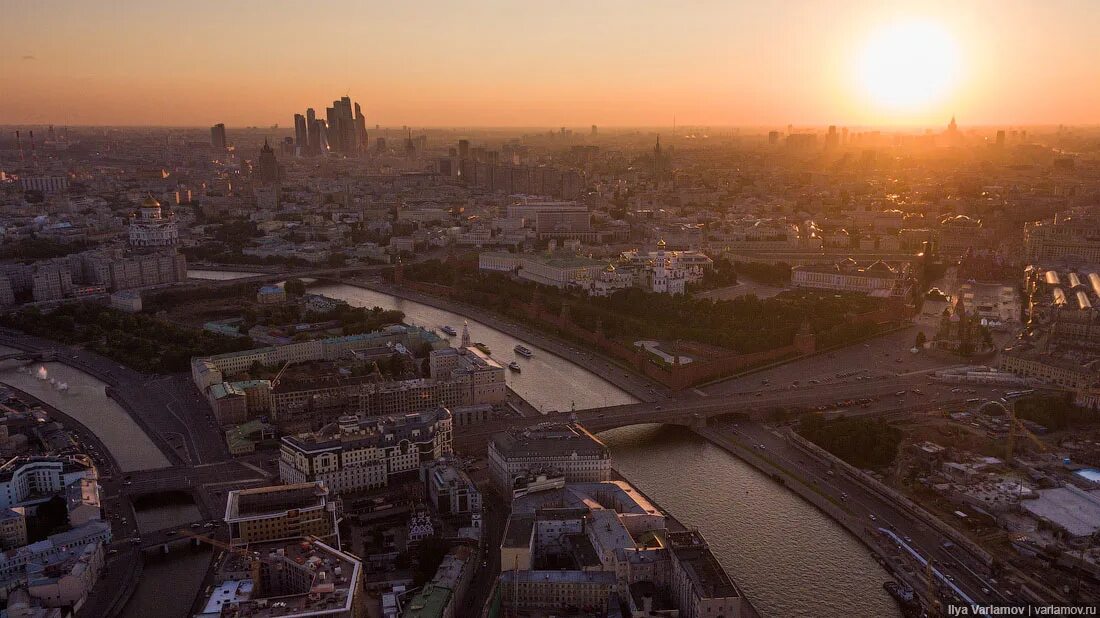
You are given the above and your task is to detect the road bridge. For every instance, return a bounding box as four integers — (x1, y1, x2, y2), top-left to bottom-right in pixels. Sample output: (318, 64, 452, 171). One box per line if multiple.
(452, 375, 981, 452)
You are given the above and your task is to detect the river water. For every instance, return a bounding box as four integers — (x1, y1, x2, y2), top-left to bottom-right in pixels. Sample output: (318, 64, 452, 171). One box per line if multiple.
(7, 277, 899, 617)
(600, 424, 900, 617)
(310, 282, 637, 412)
(312, 282, 900, 617)
(0, 350, 170, 472)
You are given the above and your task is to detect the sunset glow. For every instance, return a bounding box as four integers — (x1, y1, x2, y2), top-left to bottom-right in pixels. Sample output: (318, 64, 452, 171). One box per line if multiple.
(1, 1, 1098, 126)
(857, 21, 961, 112)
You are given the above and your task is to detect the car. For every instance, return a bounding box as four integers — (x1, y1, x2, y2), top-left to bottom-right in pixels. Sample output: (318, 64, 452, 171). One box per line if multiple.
(868, 514, 877, 521)
(191, 523, 201, 528)
(904, 536, 912, 543)
(981, 587, 990, 594)
(123, 481, 132, 486)
(108, 549, 119, 555)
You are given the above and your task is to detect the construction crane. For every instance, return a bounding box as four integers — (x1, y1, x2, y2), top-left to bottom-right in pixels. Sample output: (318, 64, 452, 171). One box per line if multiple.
(1006, 400, 1048, 461)
(178, 528, 245, 555)
(270, 360, 292, 387)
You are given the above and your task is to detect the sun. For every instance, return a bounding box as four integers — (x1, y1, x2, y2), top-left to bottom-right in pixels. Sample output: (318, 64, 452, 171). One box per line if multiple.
(857, 20, 960, 112)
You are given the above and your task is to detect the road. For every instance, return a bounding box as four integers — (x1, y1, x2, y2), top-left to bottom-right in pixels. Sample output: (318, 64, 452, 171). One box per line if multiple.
(451, 360, 1015, 452)
(717, 418, 1009, 610)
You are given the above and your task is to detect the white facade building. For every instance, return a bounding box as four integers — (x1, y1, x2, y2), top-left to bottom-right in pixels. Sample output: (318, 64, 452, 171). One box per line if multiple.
(128, 196, 179, 247)
(279, 409, 453, 494)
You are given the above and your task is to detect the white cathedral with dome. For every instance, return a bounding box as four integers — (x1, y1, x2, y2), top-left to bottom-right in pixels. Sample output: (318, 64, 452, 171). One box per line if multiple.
(587, 239, 711, 296)
(128, 196, 179, 248)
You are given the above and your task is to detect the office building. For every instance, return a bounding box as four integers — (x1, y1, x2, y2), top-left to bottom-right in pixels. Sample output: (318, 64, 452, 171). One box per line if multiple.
(293, 113, 308, 152)
(488, 423, 611, 499)
(210, 123, 227, 150)
(279, 409, 453, 494)
(1024, 214, 1100, 265)
(0, 457, 95, 510)
(17, 176, 69, 194)
(225, 482, 340, 547)
(420, 459, 481, 516)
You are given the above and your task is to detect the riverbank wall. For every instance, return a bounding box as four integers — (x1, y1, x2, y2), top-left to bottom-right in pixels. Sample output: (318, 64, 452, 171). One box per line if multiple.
(333, 277, 659, 402)
(785, 428, 994, 568)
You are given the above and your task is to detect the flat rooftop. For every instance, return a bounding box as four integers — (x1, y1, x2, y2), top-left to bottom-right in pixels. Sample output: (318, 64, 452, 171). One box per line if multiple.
(491, 423, 609, 459)
(503, 514, 535, 548)
(500, 569, 617, 586)
(218, 538, 360, 618)
(511, 481, 663, 517)
(667, 530, 741, 600)
(1021, 486, 1100, 539)
(226, 482, 327, 520)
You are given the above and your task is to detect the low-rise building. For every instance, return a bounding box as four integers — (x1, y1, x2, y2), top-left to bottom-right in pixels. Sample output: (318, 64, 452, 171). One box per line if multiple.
(791, 258, 911, 297)
(256, 284, 287, 305)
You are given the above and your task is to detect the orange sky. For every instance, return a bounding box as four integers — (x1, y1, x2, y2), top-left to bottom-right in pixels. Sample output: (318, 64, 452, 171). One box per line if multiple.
(2, 0, 1098, 127)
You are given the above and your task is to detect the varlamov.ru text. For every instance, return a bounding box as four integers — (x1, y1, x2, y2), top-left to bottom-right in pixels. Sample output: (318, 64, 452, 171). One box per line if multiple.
(948, 606, 1097, 616)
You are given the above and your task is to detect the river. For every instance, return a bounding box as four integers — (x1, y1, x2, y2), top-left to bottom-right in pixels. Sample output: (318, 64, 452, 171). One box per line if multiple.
(600, 424, 900, 617)
(0, 349, 170, 472)
(312, 282, 900, 617)
(6, 277, 899, 617)
(310, 282, 637, 412)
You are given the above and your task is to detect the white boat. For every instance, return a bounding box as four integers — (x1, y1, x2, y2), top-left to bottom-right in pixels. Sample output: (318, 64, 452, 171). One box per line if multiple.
(441, 325, 457, 336)
(508, 361, 521, 373)
(513, 345, 533, 358)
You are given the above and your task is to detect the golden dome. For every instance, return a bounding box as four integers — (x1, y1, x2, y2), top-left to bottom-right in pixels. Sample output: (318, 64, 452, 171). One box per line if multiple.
(656, 239, 667, 248)
(142, 196, 161, 208)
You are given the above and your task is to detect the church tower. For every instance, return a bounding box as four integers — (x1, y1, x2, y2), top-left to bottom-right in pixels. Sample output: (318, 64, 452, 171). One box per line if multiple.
(461, 321, 471, 348)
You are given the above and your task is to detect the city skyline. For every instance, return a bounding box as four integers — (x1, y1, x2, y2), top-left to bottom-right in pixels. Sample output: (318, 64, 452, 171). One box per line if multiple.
(3, 0, 1099, 128)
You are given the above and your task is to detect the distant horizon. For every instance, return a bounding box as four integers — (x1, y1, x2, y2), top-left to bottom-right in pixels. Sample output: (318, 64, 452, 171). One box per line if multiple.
(1, 120, 1093, 133)
(4, 1, 1099, 128)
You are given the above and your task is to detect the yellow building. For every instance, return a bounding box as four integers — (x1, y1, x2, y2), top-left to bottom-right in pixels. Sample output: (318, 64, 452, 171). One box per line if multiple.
(224, 482, 339, 547)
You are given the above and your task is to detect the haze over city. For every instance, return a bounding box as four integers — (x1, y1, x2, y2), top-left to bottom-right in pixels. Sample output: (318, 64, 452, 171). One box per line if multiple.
(3, 0, 1100, 127)
(2, 2, 1100, 618)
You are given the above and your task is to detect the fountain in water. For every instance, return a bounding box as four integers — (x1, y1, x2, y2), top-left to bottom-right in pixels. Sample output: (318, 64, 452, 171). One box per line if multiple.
(35, 366, 48, 380)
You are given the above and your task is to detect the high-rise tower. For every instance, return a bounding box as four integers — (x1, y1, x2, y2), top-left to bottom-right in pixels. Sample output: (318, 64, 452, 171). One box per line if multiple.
(210, 123, 227, 150)
(256, 140, 281, 185)
(293, 114, 307, 151)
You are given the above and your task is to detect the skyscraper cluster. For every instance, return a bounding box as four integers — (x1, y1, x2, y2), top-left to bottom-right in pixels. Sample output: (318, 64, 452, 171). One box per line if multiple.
(292, 96, 368, 156)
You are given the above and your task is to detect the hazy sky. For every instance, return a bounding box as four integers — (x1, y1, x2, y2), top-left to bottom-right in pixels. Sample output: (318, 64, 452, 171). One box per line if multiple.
(2, 0, 1098, 127)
